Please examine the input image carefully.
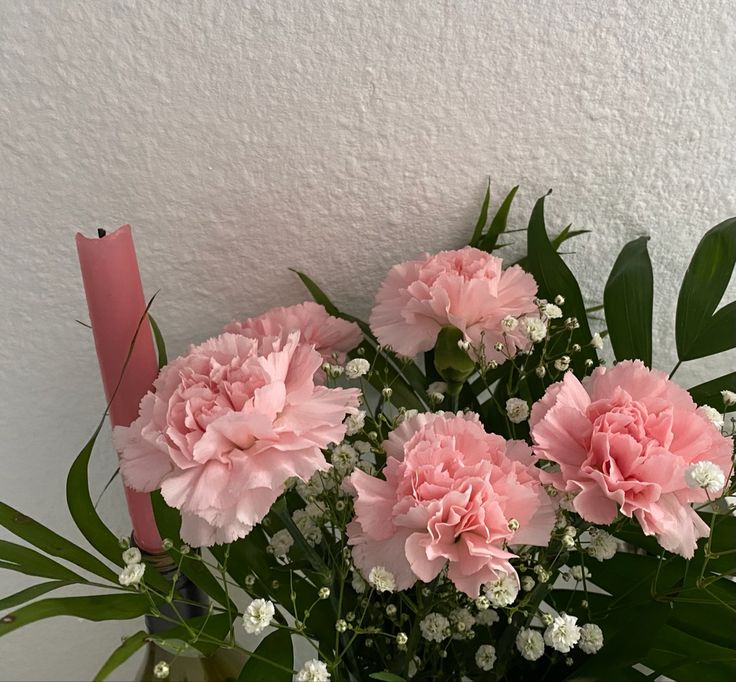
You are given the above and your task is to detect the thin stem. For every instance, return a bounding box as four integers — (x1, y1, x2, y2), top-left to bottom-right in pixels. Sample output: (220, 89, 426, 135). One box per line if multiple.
(668, 360, 682, 379)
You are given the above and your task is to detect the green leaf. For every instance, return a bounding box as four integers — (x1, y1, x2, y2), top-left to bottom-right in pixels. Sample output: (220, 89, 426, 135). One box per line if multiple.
(153, 612, 234, 657)
(524, 191, 597, 372)
(0, 501, 117, 583)
(477, 185, 519, 252)
(238, 628, 293, 681)
(676, 217, 736, 360)
(689, 372, 736, 412)
(0, 593, 149, 638)
(604, 236, 654, 367)
(369, 673, 407, 682)
(290, 269, 341, 317)
(685, 300, 736, 360)
(148, 314, 168, 369)
(93, 630, 148, 682)
(551, 225, 591, 251)
(0, 580, 74, 611)
(66, 422, 125, 566)
(0, 539, 85, 582)
(469, 179, 491, 246)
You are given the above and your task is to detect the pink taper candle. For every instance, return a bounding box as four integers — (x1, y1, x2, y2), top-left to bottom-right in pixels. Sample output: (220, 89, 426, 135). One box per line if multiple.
(76, 225, 163, 553)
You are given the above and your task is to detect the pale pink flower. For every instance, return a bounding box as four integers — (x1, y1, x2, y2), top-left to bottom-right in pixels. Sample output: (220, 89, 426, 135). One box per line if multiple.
(369, 247, 541, 362)
(114, 332, 360, 547)
(530, 360, 733, 558)
(225, 301, 362, 362)
(346, 412, 555, 597)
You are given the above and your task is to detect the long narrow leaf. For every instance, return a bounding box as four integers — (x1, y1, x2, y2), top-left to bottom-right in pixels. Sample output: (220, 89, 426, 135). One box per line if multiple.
(93, 630, 148, 682)
(0, 501, 117, 583)
(685, 300, 736, 360)
(676, 217, 736, 360)
(689, 372, 736, 412)
(0, 594, 149, 638)
(238, 627, 294, 681)
(478, 185, 518, 252)
(604, 236, 654, 367)
(0, 580, 73, 611)
(469, 179, 491, 246)
(0, 540, 84, 582)
(148, 314, 168, 369)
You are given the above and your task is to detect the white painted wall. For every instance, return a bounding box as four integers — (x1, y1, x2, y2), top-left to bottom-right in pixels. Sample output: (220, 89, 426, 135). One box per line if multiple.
(1, 1, 735, 679)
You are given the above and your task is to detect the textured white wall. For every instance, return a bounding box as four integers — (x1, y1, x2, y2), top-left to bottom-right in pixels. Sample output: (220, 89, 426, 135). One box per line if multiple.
(1, 1, 735, 679)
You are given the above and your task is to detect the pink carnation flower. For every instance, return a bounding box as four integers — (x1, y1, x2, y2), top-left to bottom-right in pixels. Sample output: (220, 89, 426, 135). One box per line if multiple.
(346, 412, 555, 597)
(225, 301, 362, 362)
(530, 360, 733, 558)
(369, 247, 541, 362)
(114, 332, 360, 547)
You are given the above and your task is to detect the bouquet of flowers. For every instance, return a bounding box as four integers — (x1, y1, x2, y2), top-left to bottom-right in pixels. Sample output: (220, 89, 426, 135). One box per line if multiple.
(1, 185, 734, 682)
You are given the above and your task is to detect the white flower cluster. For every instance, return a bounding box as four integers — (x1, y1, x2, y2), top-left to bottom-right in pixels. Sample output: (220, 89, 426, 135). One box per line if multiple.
(578, 623, 604, 654)
(587, 528, 617, 561)
(515, 628, 545, 661)
(544, 613, 580, 653)
(685, 460, 726, 493)
(506, 397, 530, 424)
(420, 612, 451, 643)
(331, 443, 359, 476)
(368, 566, 396, 593)
(522, 317, 547, 343)
(484, 572, 519, 607)
(475, 608, 500, 627)
(697, 405, 724, 430)
(449, 607, 475, 639)
(296, 658, 331, 682)
(242, 598, 275, 635)
(293, 509, 323, 547)
(267, 528, 293, 559)
(345, 358, 370, 379)
(118, 547, 145, 587)
(475, 644, 497, 671)
(345, 410, 366, 436)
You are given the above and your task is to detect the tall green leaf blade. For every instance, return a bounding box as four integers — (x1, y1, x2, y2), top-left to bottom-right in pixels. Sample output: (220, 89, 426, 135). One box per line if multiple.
(478, 185, 519, 252)
(551, 225, 591, 251)
(238, 627, 294, 682)
(148, 314, 167, 369)
(0, 580, 73, 611)
(689, 373, 736, 412)
(0, 593, 149, 638)
(684, 300, 736, 360)
(604, 236, 654, 367)
(0, 540, 85, 582)
(93, 630, 148, 682)
(469, 179, 491, 246)
(524, 192, 596, 372)
(676, 217, 736, 360)
(0, 501, 117, 583)
(66, 422, 124, 566)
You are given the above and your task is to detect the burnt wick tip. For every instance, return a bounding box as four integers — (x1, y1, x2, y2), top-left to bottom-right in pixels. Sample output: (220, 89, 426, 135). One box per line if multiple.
(97, 228, 107, 238)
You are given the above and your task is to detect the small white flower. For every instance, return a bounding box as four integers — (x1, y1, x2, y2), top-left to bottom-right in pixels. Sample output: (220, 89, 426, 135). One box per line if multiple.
(122, 547, 142, 566)
(506, 397, 530, 424)
(475, 608, 500, 626)
(474, 595, 490, 611)
(554, 355, 571, 371)
(420, 612, 450, 642)
(544, 614, 581, 653)
(345, 358, 370, 379)
(501, 315, 519, 331)
(578, 623, 604, 654)
(587, 529, 617, 561)
(318, 587, 330, 599)
(293, 509, 323, 546)
(522, 317, 548, 343)
(565, 317, 580, 330)
(396, 632, 408, 646)
(242, 598, 275, 635)
(322, 363, 344, 378)
(516, 628, 545, 661)
(368, 566, 396, 593)
(535, 365, 546, 378)
(570, 565, 591, 582)
(685, 461, 726, 493)
(457, 339, 471, 351)
(336, 619, 347, 632)
(118, 562, 145, 587)
(541, 303, 563, 319)
(591, 332, 604, 350)
(345, 411, 366, 436)
(554, 295, 565, 305)
(304, 501, 326, 519)
(296, 658, 331, 682)
(428, 381, 448, 396)
(697, 405, 725, 430)
(153, 661, 170, 679)
(521, 576, 535, 592)
(268, 529, 294, 558)
(721, 390, 736, 407)
(398, 409, 419, 424)
(450, 608, 475, 638)
(331, 443, 359, 475)
(485, 572, 519, 608)
(351, 569, 367, 594)
(353, 440, 372, 454)
(475, 644, 497, 671)
(407, 656, 420, 678)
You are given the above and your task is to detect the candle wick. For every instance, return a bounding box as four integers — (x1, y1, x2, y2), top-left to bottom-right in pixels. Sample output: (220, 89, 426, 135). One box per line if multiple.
(97, 228, 107, 238)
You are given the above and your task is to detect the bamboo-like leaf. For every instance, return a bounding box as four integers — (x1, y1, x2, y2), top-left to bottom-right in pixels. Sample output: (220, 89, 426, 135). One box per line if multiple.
(0, 501, 117, 583)
(604, 236, 653, 367)
(676, 217, 736, 360)
(469, 179, 491, 246)
(551, 225, 591, 251)
(238, 627, 294, 682)
(0, 594, 149, 638)
(689, 372, 736, 412)
(93, 630, 148, 682)
(148, 314, 167, 369)
(684, 300, 736, 360)
(0, 540, 84, 582)
(477, 185, 519, 252)
(0, 580, 73, 611)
